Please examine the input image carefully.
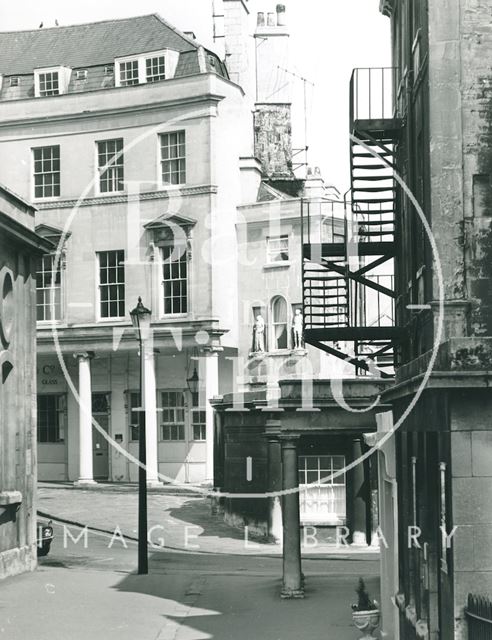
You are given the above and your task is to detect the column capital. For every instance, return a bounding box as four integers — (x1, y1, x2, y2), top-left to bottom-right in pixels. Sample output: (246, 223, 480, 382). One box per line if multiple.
(199, 346, 223, 356)
(73, 351, 95, 362)
(278, 433, 300, 448)
(265, 419, 282, 440)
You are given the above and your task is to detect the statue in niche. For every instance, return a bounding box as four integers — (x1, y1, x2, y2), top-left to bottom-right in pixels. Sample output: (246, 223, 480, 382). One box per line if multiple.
(293, 308, 303, 349)
(253, 314, 265, 352)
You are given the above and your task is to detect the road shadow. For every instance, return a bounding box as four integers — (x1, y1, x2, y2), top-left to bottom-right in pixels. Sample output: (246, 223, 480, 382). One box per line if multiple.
(166, 497, 274, 548)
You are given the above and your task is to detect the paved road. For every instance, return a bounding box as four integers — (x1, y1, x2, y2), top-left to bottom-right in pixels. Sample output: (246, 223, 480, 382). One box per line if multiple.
(5, 524, 380, 640)
(37, 483, 379, 558)
(0, 486, 383, 639)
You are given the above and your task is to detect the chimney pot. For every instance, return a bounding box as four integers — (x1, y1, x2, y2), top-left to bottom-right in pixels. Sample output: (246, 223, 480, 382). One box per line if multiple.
(257, 11, 265, 27)
(276, 4, 287, 26)
(267, 12, 276, 26)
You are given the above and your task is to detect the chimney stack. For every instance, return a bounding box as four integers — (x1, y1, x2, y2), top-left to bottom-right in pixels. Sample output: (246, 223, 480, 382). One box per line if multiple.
(257, 12, 265, 27)
(267, 12, 276, 26)
(276, 4, 286, 26)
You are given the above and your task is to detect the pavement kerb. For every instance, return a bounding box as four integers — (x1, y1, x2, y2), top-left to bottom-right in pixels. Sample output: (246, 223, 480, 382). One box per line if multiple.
(38, 481, 204, 497)
(37, 510, 378, 561)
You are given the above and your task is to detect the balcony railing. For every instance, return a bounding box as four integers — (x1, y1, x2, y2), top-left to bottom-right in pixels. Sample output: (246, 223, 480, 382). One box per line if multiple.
(350, 67, 397, 126)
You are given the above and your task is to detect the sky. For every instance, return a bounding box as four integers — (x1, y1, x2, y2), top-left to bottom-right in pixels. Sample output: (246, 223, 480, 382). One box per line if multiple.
(0, 0, 391, 192)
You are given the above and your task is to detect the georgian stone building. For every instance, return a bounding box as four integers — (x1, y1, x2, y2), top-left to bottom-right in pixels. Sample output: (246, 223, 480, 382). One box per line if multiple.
(354, 1, 492, 638)
(0, 12, 254, 485)
(0, 4, 346, 489)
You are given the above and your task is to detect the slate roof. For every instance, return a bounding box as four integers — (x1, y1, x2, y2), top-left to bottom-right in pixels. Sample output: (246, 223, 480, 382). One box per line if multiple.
(0, 13, 224, 76)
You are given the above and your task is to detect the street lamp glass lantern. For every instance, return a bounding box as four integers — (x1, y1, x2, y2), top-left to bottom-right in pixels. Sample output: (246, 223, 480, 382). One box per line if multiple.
(186, 366, 199, 395)
(130, 297, 152, 342)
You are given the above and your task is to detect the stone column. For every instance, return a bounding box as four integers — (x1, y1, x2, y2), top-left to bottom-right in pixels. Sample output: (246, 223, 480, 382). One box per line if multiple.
(142, 337, 161, 487)
(280, 434, 304, 598)
(74, 352, 96, 486)
(203, 349, 219, 484)
(266, 420, 282, 542)
(352, 438, 367, 546)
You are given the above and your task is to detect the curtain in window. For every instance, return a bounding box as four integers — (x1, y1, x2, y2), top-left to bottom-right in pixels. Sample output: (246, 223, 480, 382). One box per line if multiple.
(272, 296, 288, 349)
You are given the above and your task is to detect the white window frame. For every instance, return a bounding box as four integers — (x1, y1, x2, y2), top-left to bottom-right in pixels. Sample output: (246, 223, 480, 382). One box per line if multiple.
(96, 138, 125, 194)
(159, 130, 186, 186)
(146, 55, 166, 83)
(96, 250, 126, 321)
(191, 392, 206, 441)
(159, 390, 186, 441)
(160, 242, 188, 317)
(299, 455, 347, 525)
(34, 66, 71, 97)
(127, 391, 142, 442)
(267, 235, 289, 263)
(270, 295, 289, 351)
(118, 59, 140, 86)
(36, 253, 63, 323)
(32, 145, 61, 200)
(114, 50, 179, 87)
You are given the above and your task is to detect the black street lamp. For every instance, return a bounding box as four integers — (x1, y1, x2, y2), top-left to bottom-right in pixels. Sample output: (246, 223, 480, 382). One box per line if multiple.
(130, 297, 152, 575)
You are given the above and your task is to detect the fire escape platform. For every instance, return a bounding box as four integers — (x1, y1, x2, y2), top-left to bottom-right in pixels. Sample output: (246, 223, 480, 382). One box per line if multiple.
(305, 327, 404, 342)
(352, 118, 403, 137)
(303, 242, 395, 260)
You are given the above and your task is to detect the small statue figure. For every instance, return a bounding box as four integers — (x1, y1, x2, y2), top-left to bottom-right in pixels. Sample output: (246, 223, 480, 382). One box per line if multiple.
(254, 314, 265, 352)
(293, 308, 303, 349)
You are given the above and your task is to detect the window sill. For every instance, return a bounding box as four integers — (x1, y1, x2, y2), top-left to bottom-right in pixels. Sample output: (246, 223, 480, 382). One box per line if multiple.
(263, 261, 291, 270)
(38, 441, 65, 445)
(33, 196, 62, 203)
(95, 190, 126, 197)
(37, 320, 64, 326)
(158, 183, 187, 192)
(158, 314, 189, 321)
(96, 317, 126, 323)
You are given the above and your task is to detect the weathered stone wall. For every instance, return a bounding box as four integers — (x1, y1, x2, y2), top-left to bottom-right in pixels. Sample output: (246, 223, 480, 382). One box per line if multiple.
(0, 190, 38, 579)
(460, 0, 492, 337)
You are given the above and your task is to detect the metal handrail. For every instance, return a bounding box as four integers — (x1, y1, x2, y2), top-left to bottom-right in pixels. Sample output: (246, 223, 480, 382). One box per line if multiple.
(350, 67, 398, 128)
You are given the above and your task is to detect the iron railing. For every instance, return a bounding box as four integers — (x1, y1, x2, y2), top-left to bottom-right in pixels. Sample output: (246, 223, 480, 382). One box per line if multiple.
(467, 594, 492, 639)
(349, 67, 398, 126)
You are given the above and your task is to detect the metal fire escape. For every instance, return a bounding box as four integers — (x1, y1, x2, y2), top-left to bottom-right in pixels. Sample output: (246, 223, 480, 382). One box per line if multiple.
(302, 68, 403, 377)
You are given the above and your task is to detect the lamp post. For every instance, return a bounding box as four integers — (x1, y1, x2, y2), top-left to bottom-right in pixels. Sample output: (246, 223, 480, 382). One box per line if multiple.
(130, 297, 152, 575)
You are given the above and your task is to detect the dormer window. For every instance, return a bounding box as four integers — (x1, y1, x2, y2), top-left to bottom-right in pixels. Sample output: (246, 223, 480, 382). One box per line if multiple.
(34, 66, 71, 97)
(114, 50, 178, 87)
(75, 70, 87, 81)
(146, 55, 166, 82)
(39, 71, 59, 96)
(104, 65, 114, 76)
(119, 60, 139, 86)
(9, 77, 19, 87)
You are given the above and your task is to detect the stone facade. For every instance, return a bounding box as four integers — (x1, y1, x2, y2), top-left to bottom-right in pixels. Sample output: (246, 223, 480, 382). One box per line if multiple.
(0, 186, 51, 579)
(375, 1, 492, 637)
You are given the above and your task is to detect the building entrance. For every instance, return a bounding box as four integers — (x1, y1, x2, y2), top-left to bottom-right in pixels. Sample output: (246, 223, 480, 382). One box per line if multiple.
(92, 393, 110, 480)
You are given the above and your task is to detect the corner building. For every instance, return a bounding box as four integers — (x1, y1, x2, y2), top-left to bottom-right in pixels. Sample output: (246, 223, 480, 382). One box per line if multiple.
(0, 14, 254, 485)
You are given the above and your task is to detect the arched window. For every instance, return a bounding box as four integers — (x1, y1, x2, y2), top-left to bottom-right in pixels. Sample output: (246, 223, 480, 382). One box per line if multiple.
(271, 296, 288, 350)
